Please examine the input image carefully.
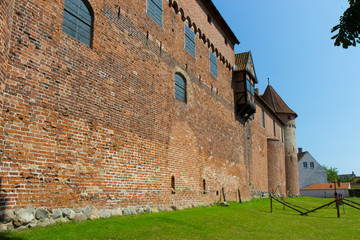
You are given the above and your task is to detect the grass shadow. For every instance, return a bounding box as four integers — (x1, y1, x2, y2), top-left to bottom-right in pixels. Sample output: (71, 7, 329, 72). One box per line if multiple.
(0, 232, 25, 240)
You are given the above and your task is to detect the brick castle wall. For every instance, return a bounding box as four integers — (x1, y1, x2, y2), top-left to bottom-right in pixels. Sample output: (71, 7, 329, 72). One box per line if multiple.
(0, 0, 253, 210)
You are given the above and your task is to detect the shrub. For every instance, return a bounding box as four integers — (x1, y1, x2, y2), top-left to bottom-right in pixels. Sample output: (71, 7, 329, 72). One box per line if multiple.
(348, 189, 360, 197)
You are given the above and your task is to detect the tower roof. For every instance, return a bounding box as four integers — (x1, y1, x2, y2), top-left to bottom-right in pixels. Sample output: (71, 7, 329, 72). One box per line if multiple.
(261, 85, 297, 117)
(235, 51, 258, 83)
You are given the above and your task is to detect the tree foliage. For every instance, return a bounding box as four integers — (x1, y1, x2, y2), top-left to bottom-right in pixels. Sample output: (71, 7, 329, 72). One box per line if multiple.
(331, 0, 360, 48)
(322, 165, 339, 183)
(341, 175, 355, 182)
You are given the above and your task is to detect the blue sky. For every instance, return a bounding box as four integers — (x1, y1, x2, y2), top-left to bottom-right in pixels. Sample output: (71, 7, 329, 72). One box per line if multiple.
(212, 0, 360, 175)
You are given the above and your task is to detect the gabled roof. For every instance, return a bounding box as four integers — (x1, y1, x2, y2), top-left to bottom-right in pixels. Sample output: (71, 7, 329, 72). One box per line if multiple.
(297, 151, 308, 161)
(302, 183, 350, 190)
(234, 51, 258, 83)
(261, 85, 297, 117)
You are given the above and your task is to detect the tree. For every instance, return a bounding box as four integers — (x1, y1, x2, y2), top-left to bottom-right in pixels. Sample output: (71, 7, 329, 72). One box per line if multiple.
(341, 175, 355, 182)
(331, 0, 360, 48)
(322, 165, 339, 183)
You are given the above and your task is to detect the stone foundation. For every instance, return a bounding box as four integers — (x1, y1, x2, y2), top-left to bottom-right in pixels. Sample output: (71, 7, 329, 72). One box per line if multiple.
(0, 203, 212, 232)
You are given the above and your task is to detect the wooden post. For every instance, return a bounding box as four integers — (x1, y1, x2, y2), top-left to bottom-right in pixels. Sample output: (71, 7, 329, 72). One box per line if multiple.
(238, 189, 242, 203)
(222, 187, 226, 202)
(282, 196, 285, 210)
(270, 195, 273, 213)
(335, 194, 340, 218)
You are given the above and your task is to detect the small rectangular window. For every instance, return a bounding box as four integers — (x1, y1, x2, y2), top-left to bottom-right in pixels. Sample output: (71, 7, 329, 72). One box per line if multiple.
(261, 109, 265, 128)
(303, 162, 308, 168)
(147, 0, 163, 26)
(184, 24, 195, 57)
(310, 162, 314, 168)
(273, 120, 276, 136)
(210, 51, 217, 78)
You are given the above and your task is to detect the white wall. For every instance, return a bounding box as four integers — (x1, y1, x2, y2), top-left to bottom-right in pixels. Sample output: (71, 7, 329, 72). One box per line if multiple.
(298, 152, 327, 189)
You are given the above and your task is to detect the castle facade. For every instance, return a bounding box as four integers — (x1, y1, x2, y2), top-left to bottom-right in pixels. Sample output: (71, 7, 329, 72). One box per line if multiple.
(0, 0, 299, 217)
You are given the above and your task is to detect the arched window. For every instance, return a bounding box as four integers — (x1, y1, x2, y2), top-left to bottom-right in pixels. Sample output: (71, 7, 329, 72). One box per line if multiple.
(175, 73, 186, 103)
(62, 0, 93, 47)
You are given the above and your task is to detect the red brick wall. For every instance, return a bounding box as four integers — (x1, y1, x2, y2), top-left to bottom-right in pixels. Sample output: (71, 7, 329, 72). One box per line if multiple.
(248, 99, 287, 195)
(0, 0, 252, 210)
(0, 0, 15, 209)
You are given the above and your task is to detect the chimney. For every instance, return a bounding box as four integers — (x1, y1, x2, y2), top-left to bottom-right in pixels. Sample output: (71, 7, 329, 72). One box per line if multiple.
(298, 147, 303, 153)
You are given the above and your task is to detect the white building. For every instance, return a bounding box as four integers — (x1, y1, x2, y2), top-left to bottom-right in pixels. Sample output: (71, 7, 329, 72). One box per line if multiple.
(300, 182, 351, 198)
(298, 148, 327, 189)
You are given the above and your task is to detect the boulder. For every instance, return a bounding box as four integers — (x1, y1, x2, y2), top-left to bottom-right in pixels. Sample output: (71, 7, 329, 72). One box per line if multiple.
(146, 207, 152, 213)
(35, 208, 49, 220)
(38, 218, 55, 227)
(56, 217, 69, 223)
(74, 213, 87, 222)
(28, 219, 37, 228)
(127, 207, 137, 215)
(13, 209, 35, 227)
(137, 208, 144, 214)
(52, 209, 62, 219)
(83, 207, 99, 220)
(151, 208, 159, 213)
(99, 209, 111, 218)
(62, 209, 75, 220)
(0, 210, 14, 224)
(122, 209, 131, 216)
(111, 208, 123, 217)
(6, 223, 14, 231)
(0, 224, 7, 232)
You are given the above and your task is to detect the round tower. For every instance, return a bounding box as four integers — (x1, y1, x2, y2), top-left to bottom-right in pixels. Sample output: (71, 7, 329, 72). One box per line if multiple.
(267, 138, 283, 194)
(280, 113, 300, 196)
(261, 85, 300, 196)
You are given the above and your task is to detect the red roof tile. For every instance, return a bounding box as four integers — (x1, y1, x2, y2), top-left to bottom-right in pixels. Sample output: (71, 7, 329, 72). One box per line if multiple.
(297, 151, 307, 162)
(261, 85, 297, 116)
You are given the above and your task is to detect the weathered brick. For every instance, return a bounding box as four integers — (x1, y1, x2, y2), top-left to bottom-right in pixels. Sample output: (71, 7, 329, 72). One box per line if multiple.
(0, 0, 299, 212)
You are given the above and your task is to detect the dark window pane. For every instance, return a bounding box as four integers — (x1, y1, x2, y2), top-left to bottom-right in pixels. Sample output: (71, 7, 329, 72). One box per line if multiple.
(175, 74, 186, 102)
(62, 0, 92, 47)
(185, 24, 195, 57)
(147, 0, 163, 26)
(210, 51, 217, 77)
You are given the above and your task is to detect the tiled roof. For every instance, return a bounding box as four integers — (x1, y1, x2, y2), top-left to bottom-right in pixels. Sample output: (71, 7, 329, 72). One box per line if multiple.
(302, 182, 350, 190)
(352, 177, 360, 184)
(297, 151, 307, 161)
(261, 85, 297, 116)
(235, 52, 250, 71)
(234, 51, 258, 83)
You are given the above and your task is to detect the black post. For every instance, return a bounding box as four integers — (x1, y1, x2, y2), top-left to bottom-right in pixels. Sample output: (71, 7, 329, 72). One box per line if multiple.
(335, 193, 340, 218)
(238, 189, 242, 203)
(270, 195, 273, 213)
(222, 187, 227, 202)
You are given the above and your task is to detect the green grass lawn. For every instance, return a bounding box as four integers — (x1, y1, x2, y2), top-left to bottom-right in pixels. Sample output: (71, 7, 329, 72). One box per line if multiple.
(2, 197, 360, 240)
